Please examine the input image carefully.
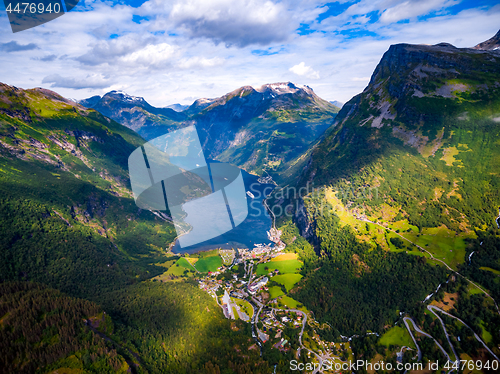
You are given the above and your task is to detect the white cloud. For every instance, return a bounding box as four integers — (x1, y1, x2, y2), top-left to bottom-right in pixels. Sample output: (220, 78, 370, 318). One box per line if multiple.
(290, 62, 320, 79)
(42, 73, 113, 89)
(177, 56, 224, 69)
(168, 0, 296, 47)
(120, 43, 177, 67)
(0, 0, 498, 106)
(379, 0, 458, 23)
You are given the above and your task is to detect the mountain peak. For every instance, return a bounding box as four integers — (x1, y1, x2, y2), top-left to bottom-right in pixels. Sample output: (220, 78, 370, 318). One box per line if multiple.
(473, 29, 500, 50)
(104, 90, 148, 105)
(253, 82, 313, 95)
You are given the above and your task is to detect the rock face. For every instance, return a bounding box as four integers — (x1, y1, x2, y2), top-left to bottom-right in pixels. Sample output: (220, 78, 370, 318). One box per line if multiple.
(473, 28, 500, 51)
(325, 41, 500, 156)
(80, 91, 187, 139)
(295, 39, 500, 242)
(0, 83, 141, 192)
(81, 82, 340, 184)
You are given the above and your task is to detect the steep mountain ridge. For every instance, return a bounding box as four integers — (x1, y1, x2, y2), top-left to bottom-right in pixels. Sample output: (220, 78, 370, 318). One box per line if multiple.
(0, 82, 177, 299)
(292, 32, 500, 268)
(305, 40, 500, 186)
(285, 31, 500, 341)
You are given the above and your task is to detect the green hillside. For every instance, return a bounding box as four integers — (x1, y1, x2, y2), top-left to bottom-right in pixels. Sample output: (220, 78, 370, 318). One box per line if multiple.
(0, 282, 131, 374)
(0, 83, 273, 374)
(284, 43, 500, 340)
(0, 83, 177, 299)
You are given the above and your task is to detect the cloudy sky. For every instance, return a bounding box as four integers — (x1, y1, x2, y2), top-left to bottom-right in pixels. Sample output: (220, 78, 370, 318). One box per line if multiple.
(0, 0, 499, 106)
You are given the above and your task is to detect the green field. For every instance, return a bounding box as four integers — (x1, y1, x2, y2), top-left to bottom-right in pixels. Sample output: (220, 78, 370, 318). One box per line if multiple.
(272, 274, 303, 292)
(278, 295, 300, 309)
(256, 259, 303, 275)
(467, 283, 486, 296)
(480, 322, 493, 344)
(268, 286, 285, 299)
(402, 228, 470, 270)
(166, 257, 196, 277)
(379, 325, 416, 348)
(194, 255, 222, 273)
(233, 298, 254, 318)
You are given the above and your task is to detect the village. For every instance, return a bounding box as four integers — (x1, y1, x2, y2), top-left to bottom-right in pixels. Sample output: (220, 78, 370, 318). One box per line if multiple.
(192, 227, 354, 371)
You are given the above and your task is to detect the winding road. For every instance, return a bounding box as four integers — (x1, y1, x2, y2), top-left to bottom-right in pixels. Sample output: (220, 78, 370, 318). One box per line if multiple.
(360, 217, 500, 315)
(403, 316, 452, 362)
(269, 307, 339, 374)
(427, 305, 500, 362)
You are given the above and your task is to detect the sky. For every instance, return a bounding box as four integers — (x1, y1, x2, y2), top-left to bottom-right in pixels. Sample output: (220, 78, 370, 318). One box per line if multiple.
(0, 0, 499, 106)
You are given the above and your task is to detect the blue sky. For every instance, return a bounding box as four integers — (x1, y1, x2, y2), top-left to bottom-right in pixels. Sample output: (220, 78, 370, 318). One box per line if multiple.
(0, 0, 499, 105)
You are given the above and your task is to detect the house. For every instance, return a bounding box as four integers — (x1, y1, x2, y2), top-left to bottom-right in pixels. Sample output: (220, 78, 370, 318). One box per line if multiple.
(221, 290, 234, 319)
(248, 276, 268, 294)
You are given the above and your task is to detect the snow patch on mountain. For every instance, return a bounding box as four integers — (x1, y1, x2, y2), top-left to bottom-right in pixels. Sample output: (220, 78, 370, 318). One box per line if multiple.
(253, 82, 312, 95)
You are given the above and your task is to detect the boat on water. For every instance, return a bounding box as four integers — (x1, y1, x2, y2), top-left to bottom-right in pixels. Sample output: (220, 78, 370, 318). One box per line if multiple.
(246, 191, 255, 198)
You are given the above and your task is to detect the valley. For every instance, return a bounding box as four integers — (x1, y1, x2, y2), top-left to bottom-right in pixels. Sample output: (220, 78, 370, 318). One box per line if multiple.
(1, 29, 500, 374)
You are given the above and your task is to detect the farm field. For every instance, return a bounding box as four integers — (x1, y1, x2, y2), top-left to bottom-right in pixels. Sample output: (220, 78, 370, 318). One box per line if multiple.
(268, 286, 285, 299)
(256, 259, 302, 275)
(272, 253, 298, 261)
(272, 274, 303, 292)
(278, 295, 300, 309)
(195, 255, 222, 273)
(153, 257, 197, 281)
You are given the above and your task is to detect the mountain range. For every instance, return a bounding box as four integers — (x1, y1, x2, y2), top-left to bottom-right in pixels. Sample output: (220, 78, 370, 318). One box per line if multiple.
(80, 82, 340, 184)
(1, 29, 500, 373)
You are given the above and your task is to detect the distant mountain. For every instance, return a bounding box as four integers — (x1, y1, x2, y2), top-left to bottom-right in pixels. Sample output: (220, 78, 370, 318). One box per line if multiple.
(473, 29, 500, 50)
(330, 100, 344, 108)
(79, 91, 187, 139)
(165, 103, 190, 112)
(189, 82, 339, 182)
(82, 82, 340, 183)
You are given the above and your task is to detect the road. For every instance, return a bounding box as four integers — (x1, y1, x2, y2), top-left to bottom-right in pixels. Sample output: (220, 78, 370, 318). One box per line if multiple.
(403, 316, 453, 362)
(247, 298, 263, 355)
(263, 197, 276, 229)
(85, 321, 141, 373)
(402, 318, 422, 361)
(427, 305, 500, 362)
(425, 306, 459, 362)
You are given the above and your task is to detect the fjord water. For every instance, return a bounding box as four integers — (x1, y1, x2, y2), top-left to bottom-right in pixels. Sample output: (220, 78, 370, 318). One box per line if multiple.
(171, 168, 274, 254)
